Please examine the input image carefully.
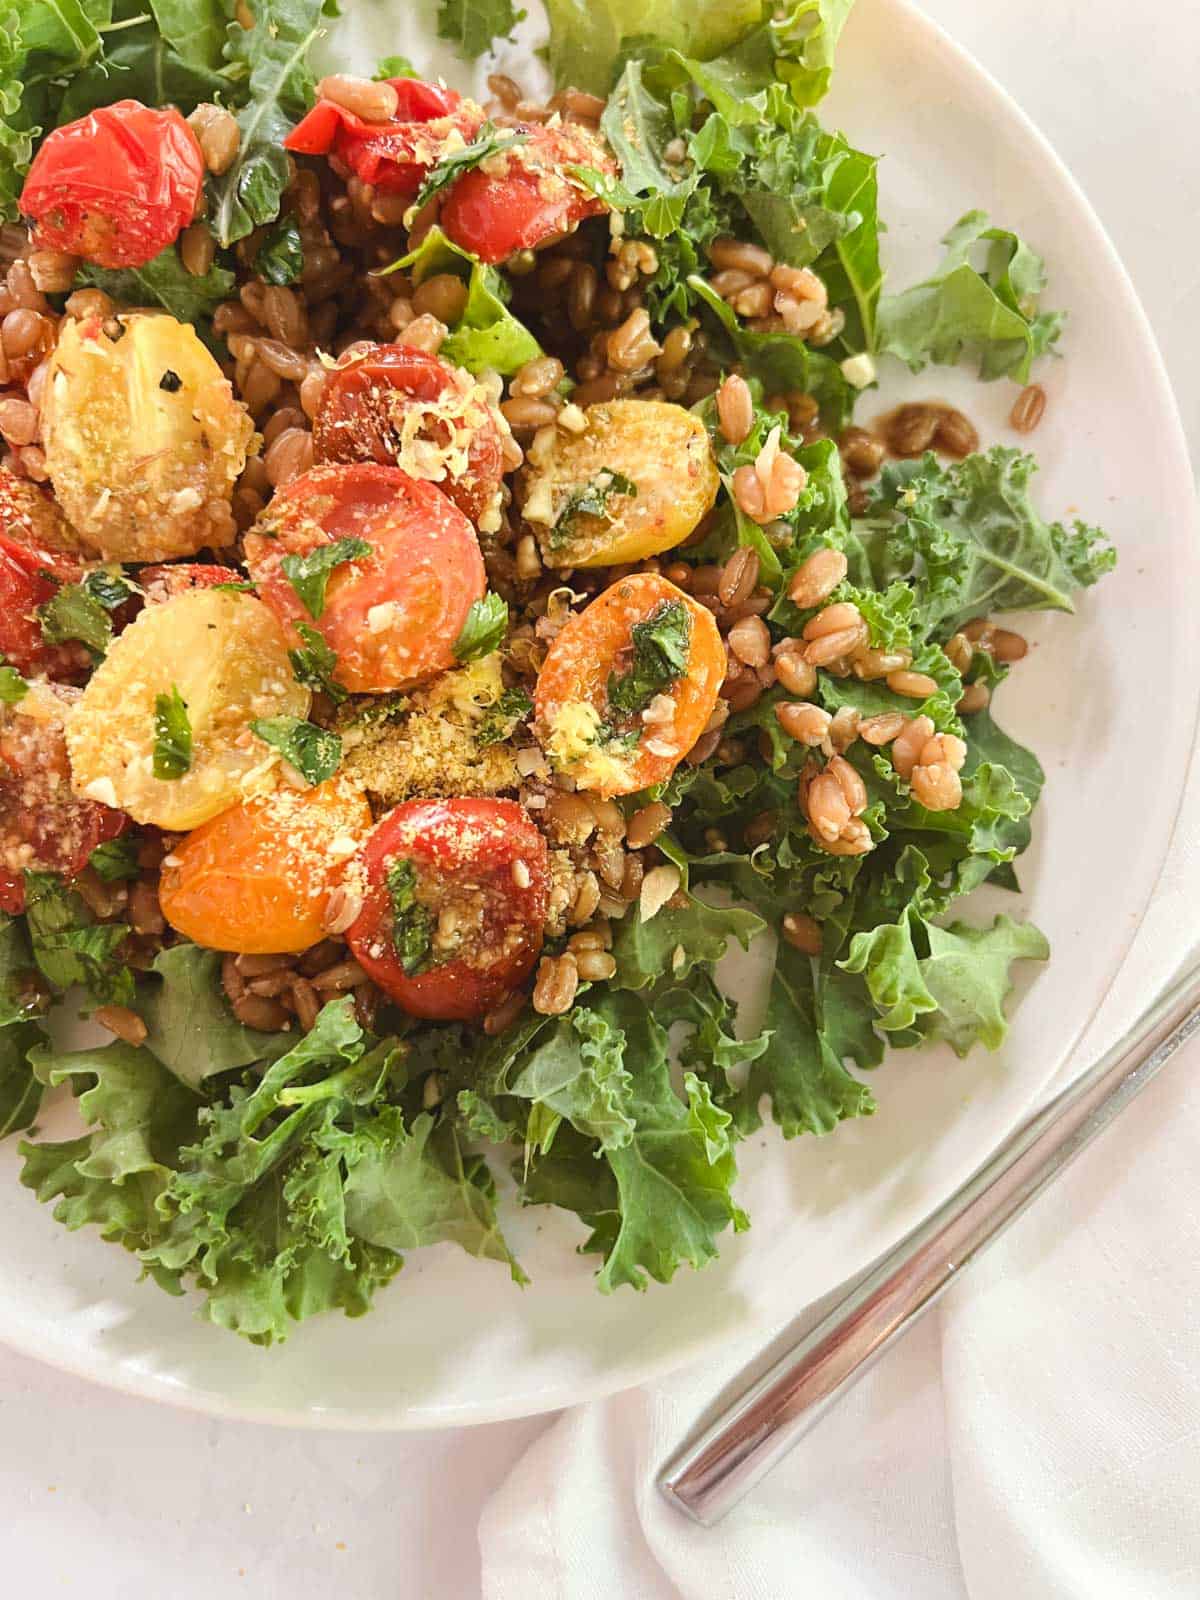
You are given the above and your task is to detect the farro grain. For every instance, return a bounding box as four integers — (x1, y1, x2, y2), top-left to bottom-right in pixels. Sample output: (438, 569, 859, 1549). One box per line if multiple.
(776, 701, 831, 745)
(828, 706, 861, 754)
(859, 711, 906, 745)
(626, 801, 670, 850)
(773, 644, 817, 698)
(709, 238, 773, 277)
(264, 426, 314, 487)
(412, 273, 469, 324)
(94, 1005, 148, 1046)
(911, 763, 963, 812)
(575, 950, 617, 983)
(934, 407, 979, 458)
(716, 373, 753, 445)
(787, 547, 848, 608)
(397, 313, 447, 354)
(0, 398, 38, 447)
(483, 989, 525, 1035)
(317, 74, 399, 122)
(188, 103, 241, 173)
(943, 632, 973, 674)
(727, 614, 770, 667)
(781, 911, 822, 954)
(990, 627, 1028, 663)
(838, 426, 886, 479)
(291, 976, 321, 1031)
(1010, 383, 1046, 435)
(236, 952, 292, 977)
(828, 753, 867, 814)
(311, 959, 368, 992)
(851, 646, 912, 681)
(806, 772, 851, 842)
(232, 993, 291, 1030)
(64, 287, 113, 320)
(180, 222, 216, 276)
(533, 953, 578, 1014)
(918, 733, 966, 771)
(891, 715, 935, 780)
(886, 669, 938, 699)
(957, 682, 990, 714)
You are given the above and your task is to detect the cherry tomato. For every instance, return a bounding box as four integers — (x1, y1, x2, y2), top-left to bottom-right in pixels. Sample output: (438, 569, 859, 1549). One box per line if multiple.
(244, 463, 486, 695)
(0, 683, 127, 913)
(20, 101, 204, 270)
(313, 344, 505, 526)
(137, 563, 244, 606)
(345, 797, 549, 1021)
(159, 778, 374, 955)
(0, 470, 90, 680)
(285, 79, 484, 196)
(534, 573, 726, 797)
(439, 123, 615, 264)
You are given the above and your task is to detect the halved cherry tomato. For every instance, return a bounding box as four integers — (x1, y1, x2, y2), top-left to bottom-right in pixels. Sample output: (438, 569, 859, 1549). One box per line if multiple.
(137, 563, 243, 606)
(159, 778, 374, 955)
(0, 683, 127, 913)
(439, 123, 615, 264)
(345, 797, 549, 1021)
(534, 573, 726, 798)
(20, 101, 204, 269)
(313, 344, 506, 526)
(244, 463, 486, 695)
(284, 79, 484, 196)
(0, 469, 90, 679)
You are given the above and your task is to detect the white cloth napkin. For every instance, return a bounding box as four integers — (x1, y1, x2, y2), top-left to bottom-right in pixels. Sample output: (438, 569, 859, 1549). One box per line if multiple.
(476, 739, 1200, 1599)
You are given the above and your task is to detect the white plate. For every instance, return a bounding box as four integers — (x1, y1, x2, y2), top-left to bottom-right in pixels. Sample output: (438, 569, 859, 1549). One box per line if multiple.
(1, 0, 1196, 1429)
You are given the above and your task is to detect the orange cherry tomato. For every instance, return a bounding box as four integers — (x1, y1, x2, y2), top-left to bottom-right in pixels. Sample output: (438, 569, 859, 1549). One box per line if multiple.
(20, 101, 205, 269)
(0, 469, 90, 680)
(284, 79, 483, 195)
(0, 683, 127, 914)
(312, 344, 506, 527)
(158, 778, 374, 955)
(345, 797, 549, 1022)
(439, 123, 615, 264)
(243, 463, 486, 695)
(534, 573, 726, 798)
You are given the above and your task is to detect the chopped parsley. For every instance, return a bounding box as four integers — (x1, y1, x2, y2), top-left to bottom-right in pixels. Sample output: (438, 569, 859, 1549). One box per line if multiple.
(476, 687, 532, 747)
(550, 470, 638, 547)
(289, 624, 347, 703)
(88, 836, 142, 883)
(0, 654, 27, 703)
(281, 538, 372, 620)
(251, 716, 342, 785)
(212, 579, 257, 594)
(152, 686, 192, 780)
(37, 569, 139, 658)
(385, 858, 434, 975)
(254, 217, 304, 286)
(453, 593, 509, 662)
(607, 599, 691, 718)
(414, 122, 530, 211)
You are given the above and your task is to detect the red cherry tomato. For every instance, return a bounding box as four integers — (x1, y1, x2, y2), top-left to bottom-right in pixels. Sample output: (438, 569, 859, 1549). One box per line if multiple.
(346, 797, 549, 1021)
(20, 100, 205, 270)
(439, 123, 616, 264)
(285, 80, 484, 196)
(0, 684, 128, 914)
(0, 470, 90, 680)
(313, 344, 505, 526)
(137, 563, 244, 605)
(243, 463, 485, 695)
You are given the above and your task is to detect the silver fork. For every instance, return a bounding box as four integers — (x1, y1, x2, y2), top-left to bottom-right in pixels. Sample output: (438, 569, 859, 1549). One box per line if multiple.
(658, 959, 1200, 1525)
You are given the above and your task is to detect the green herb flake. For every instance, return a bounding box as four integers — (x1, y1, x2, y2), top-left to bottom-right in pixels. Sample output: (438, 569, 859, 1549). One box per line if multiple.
(453, 593, 509, 663)
(88, 837, 142, 884)
(477, 687, 533, 747)
(281, 538, 372, 620)
(251, 716, 342, 786)
(607, 599, 691, 718)
(415, 122, 530, 212)
(152, 686, 192, 781)
(385, 858, 434, 975)
(255, 217, 305, 286)
(551, 470, 638, 547)
(289, 624, 347, 703)
(37, 584, 112, 657)
(0, 654, 27, 704)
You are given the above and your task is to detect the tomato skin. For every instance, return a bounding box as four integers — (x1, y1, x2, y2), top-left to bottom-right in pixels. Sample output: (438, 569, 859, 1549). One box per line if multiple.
(0, 469, 90, 678)
(158, 779, 374, 955)
(0, 684, 127, 913)
(346, 797, 549, 1022)
(534, 573, 727, 797)
(244, 463, 486, 695)
(285, 81, 483, 195)
(20, 101, 204, 269)
(313, 344, 505, 526)
(136, 563, 243, 606)
(439, 124, 615, 264)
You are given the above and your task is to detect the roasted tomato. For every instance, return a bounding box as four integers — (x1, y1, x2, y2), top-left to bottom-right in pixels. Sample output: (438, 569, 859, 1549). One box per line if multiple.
(244, 463, 486, 695)
(439, 123, 615, 264)
(534, 573, 726, 798)
(284, 78, 484, 195)
(345, 797, 549, 1021)
(0, 469, 90, 680)
(137, 563, 244, 605)
(0, 682, 127, 913)
(20, 100, 204, 269)
(159, 778, 374, 955)
(312, 344, 506, 527)
(521, 400, 720, 568)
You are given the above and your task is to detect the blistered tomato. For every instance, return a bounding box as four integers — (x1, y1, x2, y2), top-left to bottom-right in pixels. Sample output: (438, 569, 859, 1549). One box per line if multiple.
(534, 573, 726, 797)
(345, 797, 549, 1021)
(284, 78, 484, 195)
(20, 101, 204, 269)
(312, 344, 506, 527)
(0, 468, 90, 680)
(0, 682, 127, 914)
(439, 123, 615, 263)
(244, 463, 486, 695)
(159, 778, 374, 955)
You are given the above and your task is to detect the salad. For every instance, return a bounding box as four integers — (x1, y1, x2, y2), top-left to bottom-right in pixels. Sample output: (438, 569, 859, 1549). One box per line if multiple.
(0, 0, 1114, 1345)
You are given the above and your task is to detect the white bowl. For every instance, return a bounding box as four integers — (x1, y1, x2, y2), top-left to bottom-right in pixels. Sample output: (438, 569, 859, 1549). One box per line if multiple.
(1, 0, 1196, 1427)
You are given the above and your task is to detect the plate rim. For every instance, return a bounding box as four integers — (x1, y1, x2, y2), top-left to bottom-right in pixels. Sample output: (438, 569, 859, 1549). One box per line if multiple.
(3, 0, 1198, 1430)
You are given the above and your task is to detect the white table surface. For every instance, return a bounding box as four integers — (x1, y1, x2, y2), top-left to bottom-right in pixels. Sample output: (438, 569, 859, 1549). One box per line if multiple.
(3, 3, 1198, 1595)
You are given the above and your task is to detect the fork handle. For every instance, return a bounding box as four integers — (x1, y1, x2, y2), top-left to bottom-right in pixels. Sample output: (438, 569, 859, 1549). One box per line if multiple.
(658, 960, 1200, 1526)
